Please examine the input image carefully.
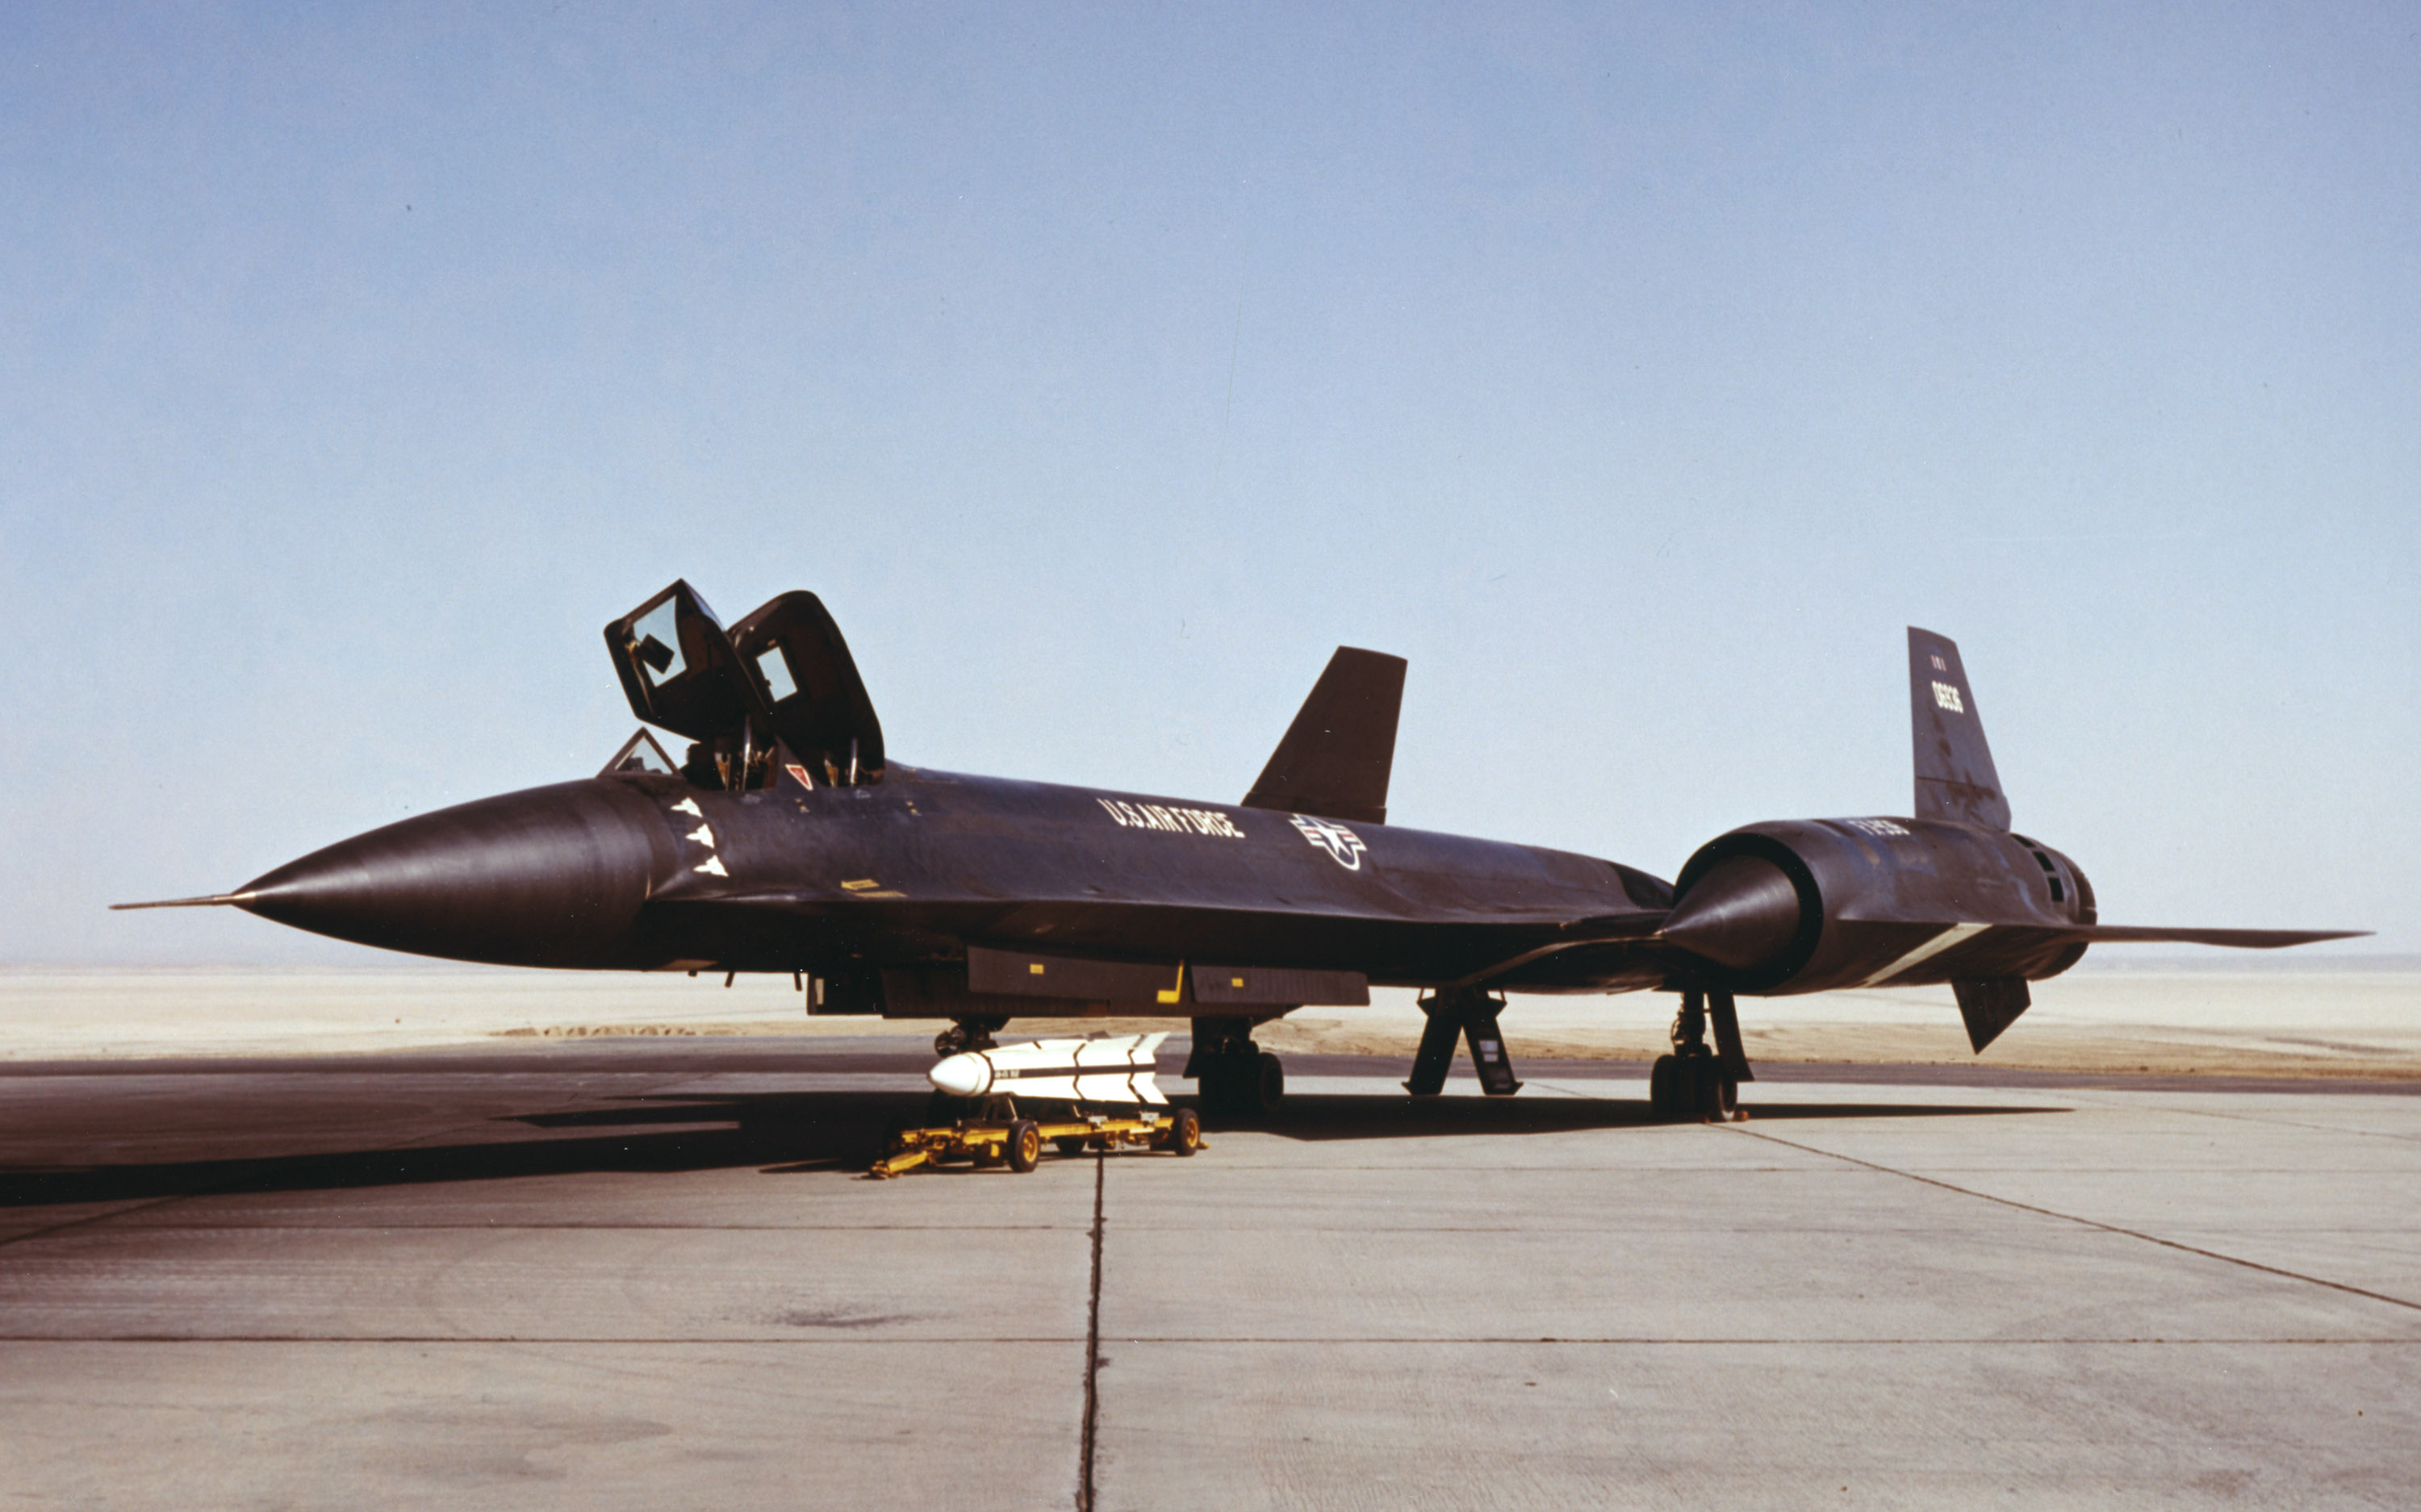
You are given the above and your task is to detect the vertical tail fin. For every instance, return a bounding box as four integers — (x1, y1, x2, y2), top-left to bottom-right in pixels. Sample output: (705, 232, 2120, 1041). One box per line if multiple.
(1909, 627, 2009, 829)
(1243, 647, 1406, 825)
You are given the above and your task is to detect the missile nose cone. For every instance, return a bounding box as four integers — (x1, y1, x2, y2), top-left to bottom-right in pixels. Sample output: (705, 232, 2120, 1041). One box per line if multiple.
(1662, 855, 1804, 972)
(236, 780, 669, 967)
(928, 1052, 993, 1098)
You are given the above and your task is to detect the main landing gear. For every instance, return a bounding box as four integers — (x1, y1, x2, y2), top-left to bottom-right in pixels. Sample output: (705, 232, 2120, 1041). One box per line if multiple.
(1650, 988, 1752, 1122)
(1186, 1016, 1285, 1117)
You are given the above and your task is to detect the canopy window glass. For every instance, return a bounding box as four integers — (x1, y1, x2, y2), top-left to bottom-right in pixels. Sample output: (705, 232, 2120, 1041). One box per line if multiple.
(600, 728, 677, 777)
(755, 646, 799, 704)
(629, 600, 687, 687)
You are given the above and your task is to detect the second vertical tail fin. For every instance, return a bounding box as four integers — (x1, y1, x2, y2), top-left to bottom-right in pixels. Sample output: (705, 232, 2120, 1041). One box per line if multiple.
(1909, 627, 2009, 829)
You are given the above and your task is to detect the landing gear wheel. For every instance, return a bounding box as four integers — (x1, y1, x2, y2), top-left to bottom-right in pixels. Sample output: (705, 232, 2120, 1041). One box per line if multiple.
(1252, 1052, 1286, 1116)
(1169, 1105, 1202, 1155)
(1005, 1120, 1042, 1173)
(1648, 1055, 1679, 1117)
(935, 1018, 1005, 1056)
(1691, 1060, 1739, 1122)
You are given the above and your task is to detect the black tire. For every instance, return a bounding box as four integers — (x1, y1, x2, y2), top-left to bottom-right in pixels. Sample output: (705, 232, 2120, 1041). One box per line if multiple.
(1691, 1060, 1737, 1122)
(1252, 1052, 1286, 1116)
(1648, 1055, 1677, 1117)
(1005, 1120, 1042, 1173)
(1169, 1105, 1202, 1156)
(1054, 1135, 1089, 1157)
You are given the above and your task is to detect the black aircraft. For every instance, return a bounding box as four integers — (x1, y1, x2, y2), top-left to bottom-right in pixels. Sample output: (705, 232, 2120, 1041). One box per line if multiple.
(122, 583, 2361, 1119)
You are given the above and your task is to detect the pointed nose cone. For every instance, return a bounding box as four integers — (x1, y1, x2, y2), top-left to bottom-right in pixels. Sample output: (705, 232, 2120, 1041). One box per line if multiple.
(928, 1052, 993, 1098)
(237, 780, 669, 967)
(1662, 855, 1804, 972)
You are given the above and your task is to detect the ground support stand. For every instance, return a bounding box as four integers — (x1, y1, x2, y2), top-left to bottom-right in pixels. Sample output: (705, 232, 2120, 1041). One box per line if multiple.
(1647, 988, 1752, 1122)
(1403, 986, 1523, 1096)
(869, 1100, 1204, 1179)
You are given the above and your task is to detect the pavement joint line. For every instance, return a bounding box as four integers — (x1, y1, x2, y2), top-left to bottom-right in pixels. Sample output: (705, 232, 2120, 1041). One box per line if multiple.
(0, 1194, 206, 1255)
(2055, 1093, 2421, 1147)
(1730, 1125, 2421, 1316)
(1077, 1149, 1105, 1512)
(2, 1334, 2414, 1346)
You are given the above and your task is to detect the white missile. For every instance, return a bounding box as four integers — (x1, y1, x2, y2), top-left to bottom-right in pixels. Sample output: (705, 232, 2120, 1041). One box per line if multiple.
(928, 1033, 1169, 1105)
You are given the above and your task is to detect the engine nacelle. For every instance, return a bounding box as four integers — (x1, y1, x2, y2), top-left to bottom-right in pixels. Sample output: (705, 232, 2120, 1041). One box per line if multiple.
(1662, 818, 2097, 995)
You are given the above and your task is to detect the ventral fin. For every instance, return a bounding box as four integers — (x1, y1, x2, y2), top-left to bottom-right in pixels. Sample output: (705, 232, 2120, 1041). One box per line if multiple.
(1953, 976, 2030, 1053)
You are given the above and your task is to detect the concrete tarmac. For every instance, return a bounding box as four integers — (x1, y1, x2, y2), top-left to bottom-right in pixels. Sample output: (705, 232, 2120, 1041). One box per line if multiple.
(2, 1040, 2415, 1509)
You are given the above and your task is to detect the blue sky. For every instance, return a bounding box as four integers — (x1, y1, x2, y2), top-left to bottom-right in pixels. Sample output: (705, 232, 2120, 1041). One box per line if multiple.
(5, 3, 2415, 963)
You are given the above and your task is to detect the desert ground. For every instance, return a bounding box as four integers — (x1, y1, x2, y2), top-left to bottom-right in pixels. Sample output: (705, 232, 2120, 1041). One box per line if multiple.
(5, 959, 2414, 1080)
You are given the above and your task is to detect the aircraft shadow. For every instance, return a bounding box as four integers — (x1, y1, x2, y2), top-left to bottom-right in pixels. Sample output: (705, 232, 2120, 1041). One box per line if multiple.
(0, 1091, 923, 1211)
(1239, 1092, 2068, 1143)
(0, 1088, 2065, 1210)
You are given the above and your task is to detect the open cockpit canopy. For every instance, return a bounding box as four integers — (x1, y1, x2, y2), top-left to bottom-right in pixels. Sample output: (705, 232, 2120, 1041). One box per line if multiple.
(730, 591, 885, 780)
(603, 580, 884, 791)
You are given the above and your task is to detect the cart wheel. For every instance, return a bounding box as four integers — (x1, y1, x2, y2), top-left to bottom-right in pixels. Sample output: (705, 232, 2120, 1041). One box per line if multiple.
(1055, 1135, 1089, 1156)
(972, 1142, 1004, 1167)
(1169, 1105, 1202, 1156)
(1006, 1120, 1043, 1173)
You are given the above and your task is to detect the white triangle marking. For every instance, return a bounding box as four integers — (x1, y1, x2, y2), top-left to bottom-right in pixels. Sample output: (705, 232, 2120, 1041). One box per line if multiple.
(1856, 922, 1990, 988)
